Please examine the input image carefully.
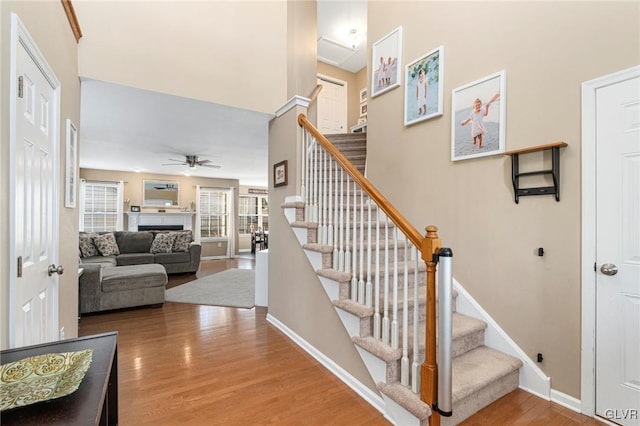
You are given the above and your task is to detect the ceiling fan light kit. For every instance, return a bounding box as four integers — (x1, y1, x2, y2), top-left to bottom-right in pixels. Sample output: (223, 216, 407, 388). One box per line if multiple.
(162, 155, 221, 169)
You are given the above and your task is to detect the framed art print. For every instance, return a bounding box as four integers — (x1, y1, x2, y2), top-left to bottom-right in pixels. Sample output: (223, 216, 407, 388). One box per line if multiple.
(274, 160, 288, 187)
(371, 26, 403, 98)
(404, 46, 444, 126)
(451, 70, 506, 161)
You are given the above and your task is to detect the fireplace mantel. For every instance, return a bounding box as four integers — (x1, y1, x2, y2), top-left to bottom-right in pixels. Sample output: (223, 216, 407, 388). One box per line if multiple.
(126, 212, 195, 232)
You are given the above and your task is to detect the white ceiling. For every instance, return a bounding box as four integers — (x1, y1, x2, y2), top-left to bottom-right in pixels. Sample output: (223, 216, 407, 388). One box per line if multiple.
(79, 2, 367, 187)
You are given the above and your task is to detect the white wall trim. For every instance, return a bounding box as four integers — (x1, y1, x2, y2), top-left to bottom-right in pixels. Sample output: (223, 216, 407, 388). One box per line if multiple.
(580, 65, 640, 417)
(266, 313, 387, 415)
(453, 278, 552, 399)
(550, 389, 582, 414)
(275, 96, 311, 117)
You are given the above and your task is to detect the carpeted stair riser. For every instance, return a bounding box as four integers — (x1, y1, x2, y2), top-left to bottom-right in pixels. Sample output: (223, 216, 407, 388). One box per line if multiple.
(304, 241, 415, 270)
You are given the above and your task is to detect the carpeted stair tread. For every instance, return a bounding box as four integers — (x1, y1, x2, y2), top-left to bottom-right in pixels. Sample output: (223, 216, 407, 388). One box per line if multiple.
(378, 382, 431, 421)
(317, 261, 427, 283)
(333, 299, 375, 318)
(281, 201, 306, 209)
(451, 346, 523, 403)
(303, 243, 334, 253)
(353, 335, 401, 363)
(290, 221, 319, 229)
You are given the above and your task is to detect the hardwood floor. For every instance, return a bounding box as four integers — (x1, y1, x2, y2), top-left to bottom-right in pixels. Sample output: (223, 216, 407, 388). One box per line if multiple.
(79, 258, 603, 425)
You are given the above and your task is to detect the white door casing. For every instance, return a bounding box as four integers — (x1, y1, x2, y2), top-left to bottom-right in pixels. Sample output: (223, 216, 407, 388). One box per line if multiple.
(582, 66, 640, 424)
(9, 14, 61, 348)
(317, 75, 347, 134)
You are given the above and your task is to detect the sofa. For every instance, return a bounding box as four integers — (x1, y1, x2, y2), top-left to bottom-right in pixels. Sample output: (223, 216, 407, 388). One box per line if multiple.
(79, 230, 201, 314)
(80, 231, 201, 273)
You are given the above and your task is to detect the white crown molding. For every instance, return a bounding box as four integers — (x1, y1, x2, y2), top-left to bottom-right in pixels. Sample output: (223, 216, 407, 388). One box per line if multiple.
(275, 96, 310, 118)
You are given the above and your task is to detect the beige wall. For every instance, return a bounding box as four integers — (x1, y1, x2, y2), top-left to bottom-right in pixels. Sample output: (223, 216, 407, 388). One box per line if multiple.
(1, 1, 81, 348)
(317, 62, 367, 130)
(80, 169, 239, 258)
(74, 1, 288, 115)
(367, 1, 639, 397)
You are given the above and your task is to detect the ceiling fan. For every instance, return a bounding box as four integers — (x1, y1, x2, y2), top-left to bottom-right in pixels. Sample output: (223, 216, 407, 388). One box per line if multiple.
(162, 155, 221, 169)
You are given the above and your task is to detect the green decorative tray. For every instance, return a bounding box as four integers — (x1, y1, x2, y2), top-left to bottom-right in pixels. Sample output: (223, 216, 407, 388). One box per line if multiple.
(0, 349, 93, 412)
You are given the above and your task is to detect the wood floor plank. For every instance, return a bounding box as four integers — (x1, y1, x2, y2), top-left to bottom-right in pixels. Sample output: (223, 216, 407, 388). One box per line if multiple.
(80, 259, 603, 425)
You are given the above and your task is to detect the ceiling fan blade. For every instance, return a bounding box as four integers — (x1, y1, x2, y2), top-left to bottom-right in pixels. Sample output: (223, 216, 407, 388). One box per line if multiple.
(161, 163, 186, 166)
(196, 159, 212, 165)
(167, 158, 185, 162)
(200, 164, 221, 169)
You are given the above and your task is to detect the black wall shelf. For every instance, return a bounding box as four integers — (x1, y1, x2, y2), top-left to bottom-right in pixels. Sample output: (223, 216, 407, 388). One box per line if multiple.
(504, 142, 568, 204)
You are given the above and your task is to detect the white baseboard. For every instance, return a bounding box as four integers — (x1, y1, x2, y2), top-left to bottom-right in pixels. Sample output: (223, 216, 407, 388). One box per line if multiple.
(453, 278, 552, 399)
(550, 389, 582, 414)
(266, 313, 387, 415)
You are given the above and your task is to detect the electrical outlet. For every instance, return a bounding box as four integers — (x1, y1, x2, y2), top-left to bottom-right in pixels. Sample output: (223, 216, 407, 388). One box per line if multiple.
(59, 327, 65, 340)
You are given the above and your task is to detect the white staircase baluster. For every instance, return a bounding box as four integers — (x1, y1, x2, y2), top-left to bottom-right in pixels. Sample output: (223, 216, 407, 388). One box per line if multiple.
(301, 130, 306, 205)
(312, 141, 318, 223)
(412, 245, 421, 394)
(365, 197, 372, 308)
(327, 157, 333, 247)
(338, 170, 344, 271)
(304, 132, 310, 221)
(391, 226, 399, 350)
(373, 204, 381, 340)
(351, 182, 358, 302)
(345, 175, 351, 275)
(308, 139, 314, 222)
(358, 188, 365, 304)
(382, 212, 390, 346)
(401, 234, 409, 386)
(319, 150, 326, 244)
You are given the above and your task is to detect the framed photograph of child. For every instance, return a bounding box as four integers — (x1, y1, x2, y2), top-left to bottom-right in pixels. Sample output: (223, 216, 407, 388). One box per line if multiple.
(371, 26, 403, 98)
(451, 70, 506, 161)
(404, 46, 444, 126)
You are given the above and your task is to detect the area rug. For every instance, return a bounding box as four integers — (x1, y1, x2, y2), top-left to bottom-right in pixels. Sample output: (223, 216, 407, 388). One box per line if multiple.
(165, 269, 255, 308)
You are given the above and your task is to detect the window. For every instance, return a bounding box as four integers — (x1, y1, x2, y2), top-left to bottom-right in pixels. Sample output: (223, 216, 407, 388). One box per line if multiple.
(199, 188, 228, 239)
(80, 180, 123, 232)
(239, 195, 268, 234)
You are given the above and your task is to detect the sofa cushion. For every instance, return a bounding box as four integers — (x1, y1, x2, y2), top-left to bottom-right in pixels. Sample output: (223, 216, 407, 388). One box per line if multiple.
(171, 232, 192, 252)
(154, 252, 191, 264)
(101, 264, 167, 292)
(115, 231, 154, 254)
(80, 255, 117, 267)
(150, 233, 176, 254)
(79, 233, 99, 258)
(94, 233, 120, 256)
(116, 253, 155, 266)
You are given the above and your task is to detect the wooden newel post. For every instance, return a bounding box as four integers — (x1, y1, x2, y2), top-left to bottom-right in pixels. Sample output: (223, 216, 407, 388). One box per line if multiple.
(421, 225, 441, 424)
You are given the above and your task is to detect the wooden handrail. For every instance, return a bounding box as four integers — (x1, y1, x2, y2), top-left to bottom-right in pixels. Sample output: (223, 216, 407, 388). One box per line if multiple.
(298, 114, 423, 248)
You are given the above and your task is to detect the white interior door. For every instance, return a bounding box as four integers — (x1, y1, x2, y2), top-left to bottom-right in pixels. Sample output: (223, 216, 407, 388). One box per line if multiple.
(10, 15, 61, 348)
(317, 76, 347, 134)
(595, 73, 640, 425)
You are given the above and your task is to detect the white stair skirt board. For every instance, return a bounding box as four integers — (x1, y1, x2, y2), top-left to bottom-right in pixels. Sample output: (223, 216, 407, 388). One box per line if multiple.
(266, 314, 389, 418)
(355, 345, 389, 385)
(335, 306, 362, 337)
(304, 249, 324, 271)
(284, 207, 297, 224)
(319, 276, 339, 301)
(381, 394, 422, 426)
(292, 227, 307, 246)
(550, 389, 583, 414)
(453, 278, 552, 400)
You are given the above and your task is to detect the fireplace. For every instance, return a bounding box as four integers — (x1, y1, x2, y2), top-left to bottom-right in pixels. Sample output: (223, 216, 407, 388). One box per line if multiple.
(138, 225, 184, 231)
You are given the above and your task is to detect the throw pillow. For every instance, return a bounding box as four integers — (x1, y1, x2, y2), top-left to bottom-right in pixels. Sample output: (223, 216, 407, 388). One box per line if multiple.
(93, 233, 120, 256)
(79, 233, 99, 258)
(150, 233, 176, 254)
(171, 232, 191, 252)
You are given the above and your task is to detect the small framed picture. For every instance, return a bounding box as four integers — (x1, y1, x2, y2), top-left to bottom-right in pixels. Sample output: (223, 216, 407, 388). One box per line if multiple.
(360, 102, 368, 117)
(359, 88, 368, 103)
(371, 26, 403, 98)
(274, 160, 288, 187)
(357, 117, 367, 125)
(130, 205, 141, 212)
(451, 70, 506, 161)
(404, 46, 444, 126)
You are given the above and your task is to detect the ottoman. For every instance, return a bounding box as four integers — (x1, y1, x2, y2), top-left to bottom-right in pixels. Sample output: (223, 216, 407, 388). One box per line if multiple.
(80, 264, 168, 314)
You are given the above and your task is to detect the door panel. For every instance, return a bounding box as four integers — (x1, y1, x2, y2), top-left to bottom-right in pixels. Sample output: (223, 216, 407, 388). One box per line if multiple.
(595, 75, 640, 425)
(317, 77, 347, 134)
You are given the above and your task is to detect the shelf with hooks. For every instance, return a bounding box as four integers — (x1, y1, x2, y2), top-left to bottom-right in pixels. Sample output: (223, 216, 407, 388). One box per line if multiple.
(504, 142, 568, 204)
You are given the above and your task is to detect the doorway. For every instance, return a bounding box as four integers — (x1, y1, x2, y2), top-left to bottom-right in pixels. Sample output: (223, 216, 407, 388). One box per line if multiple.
(317, 75, 347, 134)
(581, 65, 640, 425)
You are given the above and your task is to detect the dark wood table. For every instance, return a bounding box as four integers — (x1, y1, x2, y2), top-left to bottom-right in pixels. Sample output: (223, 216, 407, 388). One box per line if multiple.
(1, 332, 118, 425)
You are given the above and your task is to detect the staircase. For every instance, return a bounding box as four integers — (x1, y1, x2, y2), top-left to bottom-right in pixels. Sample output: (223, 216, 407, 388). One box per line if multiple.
(283, 120, 523, 425)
